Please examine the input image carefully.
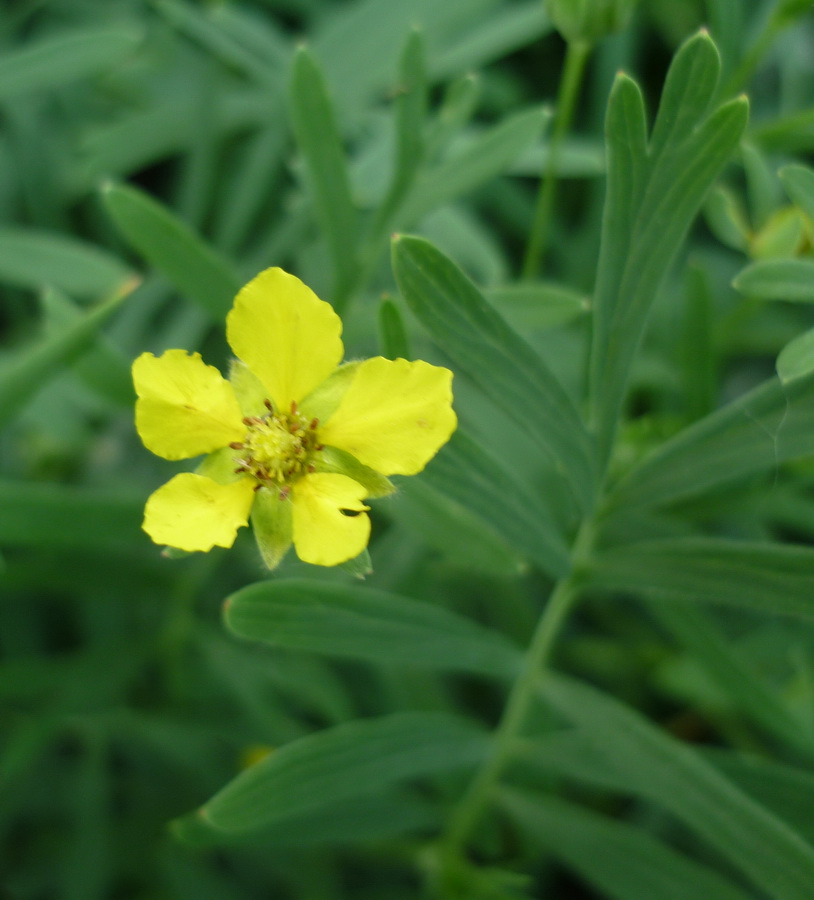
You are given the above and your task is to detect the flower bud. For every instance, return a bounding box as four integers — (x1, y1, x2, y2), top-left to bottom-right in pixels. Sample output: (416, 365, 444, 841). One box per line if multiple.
(546, 0, 639, 44)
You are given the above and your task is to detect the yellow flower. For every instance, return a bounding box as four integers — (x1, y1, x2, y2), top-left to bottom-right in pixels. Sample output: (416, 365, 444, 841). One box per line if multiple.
(133, 268, 456, 568)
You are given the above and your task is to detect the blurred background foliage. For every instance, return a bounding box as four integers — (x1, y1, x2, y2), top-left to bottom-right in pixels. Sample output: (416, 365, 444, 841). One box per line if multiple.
(4, 0, 814, 897)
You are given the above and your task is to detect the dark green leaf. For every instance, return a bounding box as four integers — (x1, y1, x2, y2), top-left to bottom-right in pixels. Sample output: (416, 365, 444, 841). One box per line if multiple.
(502, 789, 752, 900)
(540, 675, 814, 900)
(392, 235, 595, 509)
(198, 712, 488, 833)
(224, 578, 522, 679)
(585, 538, 814, 620)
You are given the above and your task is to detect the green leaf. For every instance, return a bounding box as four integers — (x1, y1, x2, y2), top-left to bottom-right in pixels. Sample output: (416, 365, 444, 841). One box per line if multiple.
(41, 288, 134, 407)
(585, 537, 814, 620)
(378, 298, 412, 360)
(394, 478, 525, 578)
(400, 107, 549, 225)
(648, 603, 813, 757)
(392, 235, 595, 510)
(486, 282, 589, 332)
(198, 711, 488, 833)
(0, 292, 130, 427)
(289, 47, 358, 303)
(734, 259, 814, 302)
(705, 750, 814, 846)
(502, 790, 752, 900)
(102, 182, 240, 319)
(781, 163, 814, 220)
(540, 675, 814, 900)
(0, 228, 133, 298)
(778, 327, 814, 383)
(0, 25, 141, 100)
(0, 481, 143, 550)
(419, 431, 571, 579)
(224, 578, 522, 679)
(590, 32, 748, 465)
(609, 369, 814, 509)
(175, 789, 435, 848)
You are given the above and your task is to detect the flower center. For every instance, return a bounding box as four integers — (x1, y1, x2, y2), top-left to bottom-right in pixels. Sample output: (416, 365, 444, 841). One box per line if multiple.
(232, 401, 321, 489)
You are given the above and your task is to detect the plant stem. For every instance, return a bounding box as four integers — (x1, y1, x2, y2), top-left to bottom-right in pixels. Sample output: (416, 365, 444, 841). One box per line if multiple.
(440, 519, 596, 857)
(522, 39, 591, 280)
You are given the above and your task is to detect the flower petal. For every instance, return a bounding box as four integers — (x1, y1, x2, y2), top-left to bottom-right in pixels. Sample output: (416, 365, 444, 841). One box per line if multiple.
(143, 473, 255, 552)
(291, 473, 370, 566)
(134, 350, 245, 460)
(319, 357, 457, 475)
(226, 268, 343, 411)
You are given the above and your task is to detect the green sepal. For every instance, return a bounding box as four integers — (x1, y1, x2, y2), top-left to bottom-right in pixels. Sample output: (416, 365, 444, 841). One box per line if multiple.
(162, 546, 194, 560)
(315, 446, 395, 499)
(250, 487, 293, 571)
(300, 360, 361, 424)
(228, 358, 269, 417)
(196, 447, 242, 485)
(339, 548, 373, 579)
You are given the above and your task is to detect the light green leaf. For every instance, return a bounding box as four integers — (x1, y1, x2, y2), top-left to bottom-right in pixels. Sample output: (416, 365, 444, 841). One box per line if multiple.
(778, 327, 814, 383)
(400, 107, 549, 225)
(0, 228, 133, 298)
(734, 259, 814, 302)
(102, 182, 240, 319)
(432, 2, 551, 78)
(502, 789, 752, 900)
(224, 578, 522, 679)
(0, 25, 141, 100)
(419, 431, 571, 580)
(198, 711, 488, 833)
(41, 288, 133, 407)
(585, 537, 814, 620)
(289, 47, 358, 303)
(486, 282, 589, 332)
(392, 235, 595, 510)
(781, 163, 814, 221)
(590, 32, 748, 465)
(0, 292, 130, 427)
(609, 367, 814, 509)
(540, 675, 814, 900)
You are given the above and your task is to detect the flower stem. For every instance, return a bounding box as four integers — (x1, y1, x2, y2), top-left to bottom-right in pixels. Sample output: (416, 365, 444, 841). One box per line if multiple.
(440, 519, 596, 858)
(522, 39, 591, 280)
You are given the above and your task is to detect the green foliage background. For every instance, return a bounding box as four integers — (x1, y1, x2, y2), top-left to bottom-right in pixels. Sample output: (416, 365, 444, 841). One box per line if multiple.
(3, 0, 814, 897)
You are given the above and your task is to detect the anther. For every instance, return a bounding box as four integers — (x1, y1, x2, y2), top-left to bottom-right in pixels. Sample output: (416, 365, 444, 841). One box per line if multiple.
(264, 398, 273, 411)
(315, 444, 324, 451)
(242, 417, 254, 426)
(229, 441, 244, 450)
(309, 418, 319, 430)
(290, 400, 298, 414)
(307, 464, 316, 473)
(253, 484, 262, 493)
